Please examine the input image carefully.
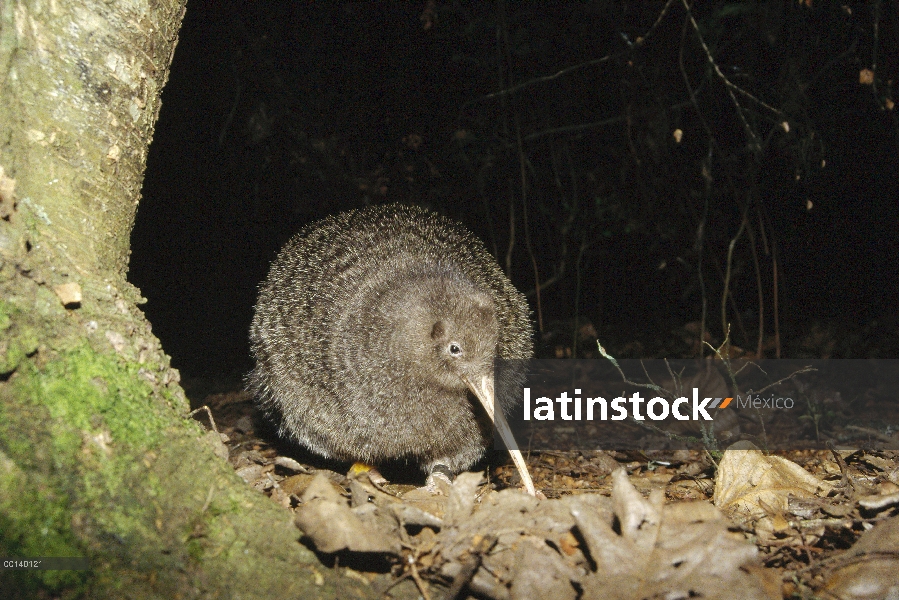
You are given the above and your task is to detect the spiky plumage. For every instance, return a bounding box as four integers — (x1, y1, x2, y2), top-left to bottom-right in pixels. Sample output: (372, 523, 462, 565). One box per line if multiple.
(248, 204, 532, 473)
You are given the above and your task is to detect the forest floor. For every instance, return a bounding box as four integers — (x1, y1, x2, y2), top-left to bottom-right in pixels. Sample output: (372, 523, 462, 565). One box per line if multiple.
(185, 322, 899, 599)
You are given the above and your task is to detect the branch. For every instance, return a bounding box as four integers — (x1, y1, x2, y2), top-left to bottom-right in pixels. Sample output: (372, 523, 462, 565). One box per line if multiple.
(462, 0, 678, 112)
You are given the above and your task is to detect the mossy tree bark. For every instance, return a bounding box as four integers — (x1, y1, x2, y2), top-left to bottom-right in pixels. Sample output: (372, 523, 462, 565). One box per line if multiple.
(0, 3, 370, 598)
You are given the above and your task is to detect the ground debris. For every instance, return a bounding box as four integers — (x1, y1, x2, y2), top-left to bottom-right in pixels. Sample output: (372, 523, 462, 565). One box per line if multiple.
(291, 467, 773, 599)
(294, 474, 399, 554)
(817, 515, 899, 599)
(194, 388, 899, 597)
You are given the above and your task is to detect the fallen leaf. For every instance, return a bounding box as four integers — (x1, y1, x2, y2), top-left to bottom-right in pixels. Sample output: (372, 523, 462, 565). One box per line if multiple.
(575, 469, 777, 599)
(819, 515, 899, 599)
(293, 473, 397, 553)
(714, 440, 833, 524)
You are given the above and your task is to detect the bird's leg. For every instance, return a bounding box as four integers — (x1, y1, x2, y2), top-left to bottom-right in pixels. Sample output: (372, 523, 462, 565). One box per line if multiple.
(424, 462, 453, 495)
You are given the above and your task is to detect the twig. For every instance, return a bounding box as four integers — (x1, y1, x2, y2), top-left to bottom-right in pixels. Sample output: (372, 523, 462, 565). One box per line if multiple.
(722, 211, 748, 351)
(521, 104, 688, 142)
(445, 534, 497, 600)
(573, 230, 589, 358)
(498, 0, 543, 333)
(772, 242, 781, 357)
(827, 441, 854, 491)
(845, 425, 897, 444)
(466, 0, 677, 108)
(408, 559, 432, 600)
(741, 366, 817, 398)
(745, 217, 765, 357)
(504, 187, 515, 277)
(681, 0, 785, 121)
(188, 405, 221, 437)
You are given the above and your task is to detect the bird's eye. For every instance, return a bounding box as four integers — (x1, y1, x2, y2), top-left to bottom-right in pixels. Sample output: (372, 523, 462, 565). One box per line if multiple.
(448, 342, 463, 356)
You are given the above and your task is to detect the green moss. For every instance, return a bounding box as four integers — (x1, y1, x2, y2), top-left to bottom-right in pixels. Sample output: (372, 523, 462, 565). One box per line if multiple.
(0, 449, 88, 595)
(34, 345, 169, 450)
(0, 300, 39, 374)
(0, 344, 177, 595)
(0, 339, 349, 599)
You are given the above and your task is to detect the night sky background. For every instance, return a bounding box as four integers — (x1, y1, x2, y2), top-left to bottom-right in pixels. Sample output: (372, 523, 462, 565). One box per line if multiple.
(130, 1, 899, 387)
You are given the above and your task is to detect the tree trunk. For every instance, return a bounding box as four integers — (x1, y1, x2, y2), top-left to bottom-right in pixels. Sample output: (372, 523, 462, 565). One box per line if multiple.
(0, 2, 371, 598)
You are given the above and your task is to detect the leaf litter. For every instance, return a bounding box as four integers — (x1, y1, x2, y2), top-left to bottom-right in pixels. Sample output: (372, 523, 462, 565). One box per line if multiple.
(192, 387, 899, 599)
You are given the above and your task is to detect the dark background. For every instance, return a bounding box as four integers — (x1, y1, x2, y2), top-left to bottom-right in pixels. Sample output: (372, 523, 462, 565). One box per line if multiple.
(130, 1, 899, 387)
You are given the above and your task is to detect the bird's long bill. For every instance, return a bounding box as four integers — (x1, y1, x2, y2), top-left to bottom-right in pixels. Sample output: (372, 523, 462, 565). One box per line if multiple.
(464, 374, 537, 497)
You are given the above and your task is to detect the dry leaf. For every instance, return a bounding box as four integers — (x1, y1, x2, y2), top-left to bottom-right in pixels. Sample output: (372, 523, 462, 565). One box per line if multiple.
(293, 473, 397, 553)
(714, 440, 833, 524)
(575, 469, 777, 600)
(511, 541, 578, 600)
(286, 467, 775, 598)
(858, 490, 899, 511)
(819, 516, 899, 599)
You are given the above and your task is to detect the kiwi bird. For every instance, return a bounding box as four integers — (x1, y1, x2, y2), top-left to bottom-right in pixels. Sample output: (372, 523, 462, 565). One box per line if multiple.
(248, 204, 534, 490)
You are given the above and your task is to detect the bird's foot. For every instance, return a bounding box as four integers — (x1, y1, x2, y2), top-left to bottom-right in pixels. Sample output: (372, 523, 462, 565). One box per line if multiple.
(423, 463, 453, 495)
(348, 462, 387, 486)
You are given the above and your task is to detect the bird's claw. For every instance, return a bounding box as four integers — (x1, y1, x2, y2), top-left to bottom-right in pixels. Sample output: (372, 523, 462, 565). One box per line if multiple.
(424, 464, 453, 495)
